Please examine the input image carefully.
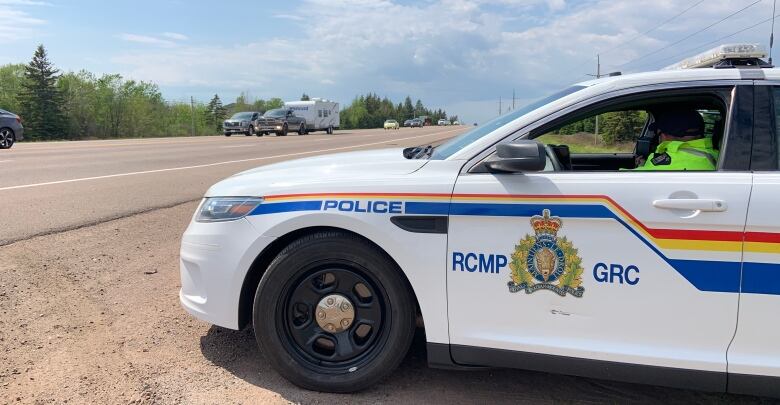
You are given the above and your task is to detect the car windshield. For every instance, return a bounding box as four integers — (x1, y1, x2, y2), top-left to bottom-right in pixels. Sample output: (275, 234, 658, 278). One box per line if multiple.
(230, 112, 253, 120)
(429, 85, 587, 160)
(386, 120, 396, 123)
(264, 109, 286, 117)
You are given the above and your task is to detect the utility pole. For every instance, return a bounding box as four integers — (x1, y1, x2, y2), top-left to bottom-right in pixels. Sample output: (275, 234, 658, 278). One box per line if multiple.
(512, 89, 515, 110)
(770, 0, 777, 65)
(190, 96, 195, 137)
(594, 54, 600, 145)
(586, 54, 620, 145)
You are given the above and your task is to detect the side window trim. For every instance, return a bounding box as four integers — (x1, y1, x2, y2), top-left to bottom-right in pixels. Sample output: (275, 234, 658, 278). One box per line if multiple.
(462, 81, 748, 174)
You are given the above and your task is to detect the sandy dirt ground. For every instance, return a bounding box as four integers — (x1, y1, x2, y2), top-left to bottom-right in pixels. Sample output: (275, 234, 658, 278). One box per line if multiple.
(0, 202, 769, 404)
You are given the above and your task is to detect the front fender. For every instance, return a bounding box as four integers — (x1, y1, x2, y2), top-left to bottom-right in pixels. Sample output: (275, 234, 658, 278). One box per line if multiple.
(247, 211, 450, 344)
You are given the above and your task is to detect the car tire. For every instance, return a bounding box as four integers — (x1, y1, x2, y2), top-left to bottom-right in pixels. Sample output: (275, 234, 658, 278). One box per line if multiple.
(0, 128, 15, 149)
(298, 123, 306, 135)
(279, 124, 288, 136)
(247, 126, 255, 136)
(253, 231, 416, 393)
(327, 125, 334, 135)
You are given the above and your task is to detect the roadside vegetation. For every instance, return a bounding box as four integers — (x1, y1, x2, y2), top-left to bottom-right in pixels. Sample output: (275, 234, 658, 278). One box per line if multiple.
(538, 110, 647, 153)
(0, 45, 455, 141)
(340, 93, 455, 129)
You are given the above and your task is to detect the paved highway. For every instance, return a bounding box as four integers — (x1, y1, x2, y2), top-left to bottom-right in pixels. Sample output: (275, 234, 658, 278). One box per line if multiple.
(0, 126, 467, 245)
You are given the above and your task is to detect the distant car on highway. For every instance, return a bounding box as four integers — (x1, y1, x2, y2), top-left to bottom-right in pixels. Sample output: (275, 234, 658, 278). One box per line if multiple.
(437, 119, 449, 126)
(0, 109, 23, 149)
(258, 108, 307, 136)
(453, 121, 460, 125)
(223, 112, 260, 136)
(383, 119, 399, 130)
(409, 118, 422, 127)
(403, 119, 413, 127)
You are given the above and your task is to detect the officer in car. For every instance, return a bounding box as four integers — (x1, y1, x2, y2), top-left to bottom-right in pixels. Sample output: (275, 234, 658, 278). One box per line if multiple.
(634, 110, 719, 171)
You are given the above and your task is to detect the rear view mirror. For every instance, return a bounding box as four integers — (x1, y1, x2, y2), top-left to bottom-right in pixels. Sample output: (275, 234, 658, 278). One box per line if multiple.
(485, 140, 546, 173)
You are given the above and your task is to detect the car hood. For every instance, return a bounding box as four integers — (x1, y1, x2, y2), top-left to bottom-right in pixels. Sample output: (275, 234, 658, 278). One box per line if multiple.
(205, 148, 428, 197)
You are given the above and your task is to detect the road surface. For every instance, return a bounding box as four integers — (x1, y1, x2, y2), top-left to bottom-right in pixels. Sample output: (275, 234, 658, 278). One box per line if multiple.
(0, 127, 465, 246)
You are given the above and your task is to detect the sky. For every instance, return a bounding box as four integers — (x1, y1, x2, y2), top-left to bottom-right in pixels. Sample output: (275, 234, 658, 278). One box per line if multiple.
(0, 0, 776, 123)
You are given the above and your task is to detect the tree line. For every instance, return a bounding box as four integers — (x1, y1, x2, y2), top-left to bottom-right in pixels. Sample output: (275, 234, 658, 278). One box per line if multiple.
(340, 93, 456, 130)
(553, 110, 647, 144)
(0, 45, 457, 141)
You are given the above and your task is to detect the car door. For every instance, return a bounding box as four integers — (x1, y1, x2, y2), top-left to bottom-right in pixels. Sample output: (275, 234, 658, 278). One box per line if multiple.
(446, 83, 753, 390)
(727, 82, 780, 397)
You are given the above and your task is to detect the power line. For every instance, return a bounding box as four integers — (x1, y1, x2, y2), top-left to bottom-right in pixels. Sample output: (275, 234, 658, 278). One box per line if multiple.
(600, 0, 704, 56)
(635, 11, 780, 70)
(614, 0, 763, 69)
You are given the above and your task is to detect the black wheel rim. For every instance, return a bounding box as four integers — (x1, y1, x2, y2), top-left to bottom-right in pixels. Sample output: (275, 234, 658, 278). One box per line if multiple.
(277, 262, 389, 372)
(0, 130, 9, 148)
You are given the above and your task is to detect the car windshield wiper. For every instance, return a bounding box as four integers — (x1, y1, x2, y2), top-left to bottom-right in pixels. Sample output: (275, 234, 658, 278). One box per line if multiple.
(402, 145, 435, 159)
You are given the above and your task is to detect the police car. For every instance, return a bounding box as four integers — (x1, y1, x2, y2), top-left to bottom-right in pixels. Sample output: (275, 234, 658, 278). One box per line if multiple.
(180, 44, 780, 397)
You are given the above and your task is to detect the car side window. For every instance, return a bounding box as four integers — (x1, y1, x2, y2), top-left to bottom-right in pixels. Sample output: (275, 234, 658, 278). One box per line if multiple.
(536, 110, 647, 154)
(522, 88, 732, 172)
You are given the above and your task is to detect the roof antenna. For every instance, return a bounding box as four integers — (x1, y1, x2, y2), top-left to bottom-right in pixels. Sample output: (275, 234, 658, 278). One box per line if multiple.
(771, 0, 777, 64)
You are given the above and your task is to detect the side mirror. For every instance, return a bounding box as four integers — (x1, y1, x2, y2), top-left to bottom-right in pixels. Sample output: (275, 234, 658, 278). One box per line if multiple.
(485, 140, 546, 173)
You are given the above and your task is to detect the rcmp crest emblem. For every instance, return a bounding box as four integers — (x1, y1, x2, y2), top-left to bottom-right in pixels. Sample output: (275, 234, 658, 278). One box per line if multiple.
(507, 209, 585, 297)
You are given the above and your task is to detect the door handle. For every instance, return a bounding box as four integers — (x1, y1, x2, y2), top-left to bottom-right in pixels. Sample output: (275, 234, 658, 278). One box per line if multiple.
(652, 198, 727, 212)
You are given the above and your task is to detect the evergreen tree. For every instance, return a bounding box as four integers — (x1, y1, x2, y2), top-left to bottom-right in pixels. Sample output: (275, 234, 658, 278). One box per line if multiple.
(18, 44, 65, 140)
(206, 94, 227, 132)
(414, 99, 424, 117)
(402, 96, 414, 119)
(300, 93, 310, 101)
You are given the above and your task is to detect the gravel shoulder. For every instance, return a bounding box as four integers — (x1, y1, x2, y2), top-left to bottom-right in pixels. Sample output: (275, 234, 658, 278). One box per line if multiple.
(0, 202, 765, 404)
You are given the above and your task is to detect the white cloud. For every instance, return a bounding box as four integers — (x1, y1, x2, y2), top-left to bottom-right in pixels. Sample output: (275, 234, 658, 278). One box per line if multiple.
(0, 0, 46, 43)
(119, 33, 178, 47)
(109, 0, 775, 123)
(161, 32, 188, 41)
(274, 13, 304, 21)
(0, 0, 50, 5)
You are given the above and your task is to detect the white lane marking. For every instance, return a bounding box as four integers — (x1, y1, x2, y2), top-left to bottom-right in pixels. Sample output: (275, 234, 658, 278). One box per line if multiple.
(0, 127, 464, 192)
(0, 159, 13, 163)
(219, 144, 253, 149)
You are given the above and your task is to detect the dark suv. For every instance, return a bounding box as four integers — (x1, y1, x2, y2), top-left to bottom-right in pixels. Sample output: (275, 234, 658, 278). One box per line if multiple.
(223, 111, 261, 136)
(257, 108, 307, 136)
(0, 109, 23, 149)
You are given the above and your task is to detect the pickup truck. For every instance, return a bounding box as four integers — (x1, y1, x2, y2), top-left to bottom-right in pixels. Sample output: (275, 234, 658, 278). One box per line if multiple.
(257, 108, 307, 136)
(223, 111, 261, 136)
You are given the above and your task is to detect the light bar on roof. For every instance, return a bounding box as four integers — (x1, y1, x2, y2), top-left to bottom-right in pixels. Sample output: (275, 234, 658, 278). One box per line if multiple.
(663, 43, 767, 70)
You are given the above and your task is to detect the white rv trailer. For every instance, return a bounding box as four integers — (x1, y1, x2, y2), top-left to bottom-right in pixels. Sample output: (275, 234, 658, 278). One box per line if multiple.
(284, 98, 340, 134)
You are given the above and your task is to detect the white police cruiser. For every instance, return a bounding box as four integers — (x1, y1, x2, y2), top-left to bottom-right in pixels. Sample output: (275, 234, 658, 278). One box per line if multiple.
(180, 44, 780, 397)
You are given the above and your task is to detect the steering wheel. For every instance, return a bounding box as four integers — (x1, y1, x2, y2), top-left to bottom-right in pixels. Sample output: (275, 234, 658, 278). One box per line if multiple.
(543, 144, 564, 172)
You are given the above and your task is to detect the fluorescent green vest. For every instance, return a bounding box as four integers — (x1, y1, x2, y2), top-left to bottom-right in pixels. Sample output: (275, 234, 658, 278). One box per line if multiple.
(635, 138, 719, 171)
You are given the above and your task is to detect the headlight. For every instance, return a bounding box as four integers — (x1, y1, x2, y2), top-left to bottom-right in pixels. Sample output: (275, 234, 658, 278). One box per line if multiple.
(196, 197, 264, 222)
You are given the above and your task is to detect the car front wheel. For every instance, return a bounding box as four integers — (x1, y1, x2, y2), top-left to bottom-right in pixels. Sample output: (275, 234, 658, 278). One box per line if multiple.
(253, 231, 415, 393)
(1, 128, 16, 149)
